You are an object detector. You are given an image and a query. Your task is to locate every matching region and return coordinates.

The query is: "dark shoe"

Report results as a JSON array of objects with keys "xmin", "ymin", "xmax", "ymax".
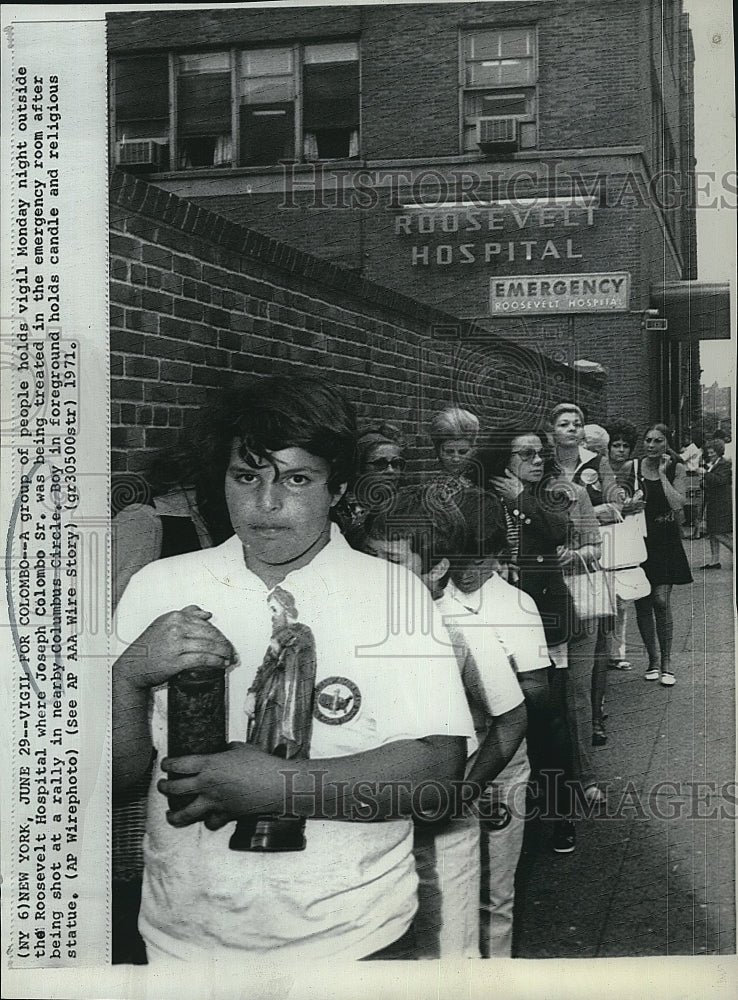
[
  {"xmin": 592, "ymin": 727, "xmax": 608, "ymax": 747},
  {"xmin": 552, "ymin": 820, "xmax": 576, "ymax": 854},
  {"xmin": 701, "ymin": 563, "xmax": 721, "ymax": 570}
]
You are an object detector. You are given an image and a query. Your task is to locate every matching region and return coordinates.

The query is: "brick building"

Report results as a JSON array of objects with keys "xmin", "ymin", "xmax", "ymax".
[
  {"xmin": 107, "ymin": 0, "xmax": 729, "ymax": 446},
  {"xmin": 109, "ymin": 168, "xmax": 606, "ymax": 479}
]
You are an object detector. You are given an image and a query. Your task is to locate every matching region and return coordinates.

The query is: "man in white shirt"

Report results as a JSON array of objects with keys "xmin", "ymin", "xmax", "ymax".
[{"xmin": 112, "ymin": 376, "xmax": 475, "ymax": 964}]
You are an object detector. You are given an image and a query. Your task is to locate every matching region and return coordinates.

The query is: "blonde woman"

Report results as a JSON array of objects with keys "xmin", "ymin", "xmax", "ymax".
[{"xmin": 430, "ymin": 407, "xmax": 480, "ymax": 489}]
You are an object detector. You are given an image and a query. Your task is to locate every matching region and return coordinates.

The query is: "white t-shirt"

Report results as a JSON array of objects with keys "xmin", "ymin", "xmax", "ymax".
[
  {"xmin": 113, "ymin": 527, "xmax": 474, "ymax": 962},
  {"xmin": 435, "ymin": 588, "xmax": 524, "ymax": 739},
  {"xmin": 445, "ymin": 575, "xmax": 551, "ymax": 676}
]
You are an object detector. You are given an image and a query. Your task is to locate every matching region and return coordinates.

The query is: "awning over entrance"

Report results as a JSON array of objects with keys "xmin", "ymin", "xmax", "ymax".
[{"xmin": 650, "ymin": 282, "xmax": 731, "ymax": 341}]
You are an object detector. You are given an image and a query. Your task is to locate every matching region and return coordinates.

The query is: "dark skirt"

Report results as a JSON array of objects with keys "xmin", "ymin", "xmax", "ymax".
[
  {"xmin": 704, "ymin": 493, "xmax": 733, "ymax": 535},
  {"xmin": 642, "ymin": 517, "xmax": 693, "ymax": 586}
]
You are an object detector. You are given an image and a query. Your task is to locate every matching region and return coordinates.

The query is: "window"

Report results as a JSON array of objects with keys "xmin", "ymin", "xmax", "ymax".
[
  {"xmin": 239, "ymin": 48, "xmax": 296, "ymax": 166},
  {"xmin": 461, "ymin": 27, "xmax": 537, "ymax": 153},
  {"xmin": 113, "ymin": 54, "xmax": 170, "ymax": 169},
  {"xmin": 302, "ymin": 43, "xmax": 360, "ymax": 161},
  {"xmin": 177, "ymin": 52, "xmax": 232, "ymax": 168},
  {"xmin": 112, "ymin": 42, "xmax": 360, "ymax": 172}
]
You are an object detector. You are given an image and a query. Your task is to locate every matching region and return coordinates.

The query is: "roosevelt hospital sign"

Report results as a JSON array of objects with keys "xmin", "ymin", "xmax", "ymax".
[{"xmin": 490, "ymin": 272, "xmax": 631, "ymax": 314}]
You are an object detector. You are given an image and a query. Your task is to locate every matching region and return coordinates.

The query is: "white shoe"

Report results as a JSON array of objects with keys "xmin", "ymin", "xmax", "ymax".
[
  {"xmin": 644, "ymin": 668, "xmax": 660, "ymax": 681},
  {"xmin": 660, "ymin": 672, "xmax": 676, "ymax": 687}
]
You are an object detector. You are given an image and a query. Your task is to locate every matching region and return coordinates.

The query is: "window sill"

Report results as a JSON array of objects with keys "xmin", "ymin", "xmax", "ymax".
[{"xmin": 126, "ymin": 158, "xmax": 362, "ymax": 181}]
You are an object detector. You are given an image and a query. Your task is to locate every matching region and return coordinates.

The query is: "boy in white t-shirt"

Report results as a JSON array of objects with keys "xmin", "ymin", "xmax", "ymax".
[
  {"xmin": 443, "ymin": 542, "xmax": 552, "ymax": 957},
  {"xmin": 359, "ymin": 484, "xmax": 529, "ymax": 958},
  {"xmin": 112, "ymin": 377, "xmax": 475, "ymax": 964}
]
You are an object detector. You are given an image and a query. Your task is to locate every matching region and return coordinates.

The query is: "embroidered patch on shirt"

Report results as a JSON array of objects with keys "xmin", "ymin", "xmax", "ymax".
[{"xmin": 313, "ymin": 676, "xmax": 361, "ymax": 726}]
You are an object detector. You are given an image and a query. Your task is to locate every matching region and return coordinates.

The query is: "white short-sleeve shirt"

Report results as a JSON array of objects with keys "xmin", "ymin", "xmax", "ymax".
[
  {"xmin": 113, "ymin": 527, "xmax": 474, "ymax": 962},
  {"xmin": 445, "ymin": 574, "xmax": 551, "ymax": 676},
  {"xmin": 435, "ymin": 588, "xmax": 524, "ymax": 738}
]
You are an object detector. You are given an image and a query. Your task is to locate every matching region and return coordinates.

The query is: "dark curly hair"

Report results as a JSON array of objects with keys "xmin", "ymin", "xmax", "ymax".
[
  {"xmin": 605, "ymin": 419, "xmax": 638, "ymax": 453},
  {"xmin": 193, "ymin": 375, "xmax": 357, "ymax": 541},
  {"xmin": 476, "ymin": 427, "xmax": 551, "ymax": 484}
]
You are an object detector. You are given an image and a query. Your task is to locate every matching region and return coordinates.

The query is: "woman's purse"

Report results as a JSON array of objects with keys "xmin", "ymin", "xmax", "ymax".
[
  {"xmin": 598, "ymin": 508, "xmax": 648, "ymax": 570},
  {"xmin": 564, "ymin": 552, "xmax": 616, "ymax": 623},
  {"xmin": 613, "ymin": 566, "xmax": 651, "ymax": 601}
]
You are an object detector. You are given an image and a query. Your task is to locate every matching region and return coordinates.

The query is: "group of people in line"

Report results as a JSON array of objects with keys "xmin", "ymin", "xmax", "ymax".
[{"xmin": 110, "ymin": 375, "xmax": 733, "ymax": 965}]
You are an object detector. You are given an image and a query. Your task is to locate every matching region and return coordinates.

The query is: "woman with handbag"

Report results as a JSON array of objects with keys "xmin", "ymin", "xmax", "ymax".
[
  {"xmin": 481, "ymin": 429, "xmax": 606, "ymax": 815},
  {"xmin": 631, "ymin": 424, "xmax": 692, "ymax": 686},
  {"xmin": 548, "ymin": 405, "xmax": 616, "ymax": 759}
]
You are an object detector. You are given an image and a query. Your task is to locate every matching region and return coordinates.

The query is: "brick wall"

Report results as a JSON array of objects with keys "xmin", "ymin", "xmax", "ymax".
[{"xmin": 109, "ymin": 170, "xmax": 604, "ymax": 481}]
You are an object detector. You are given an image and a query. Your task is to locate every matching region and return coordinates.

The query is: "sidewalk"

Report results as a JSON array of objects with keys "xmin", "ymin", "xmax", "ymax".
[{"xmin": 512, "ymin": 538, "xmax": 736, "ymax": 958}]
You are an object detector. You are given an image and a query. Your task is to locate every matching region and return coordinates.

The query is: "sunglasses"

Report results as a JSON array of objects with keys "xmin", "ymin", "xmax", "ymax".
[
  {"xmin": 365, "ymin": 457, "xmax": 406, "ymax": 472},
  {"xmin": 511, "ymin": 448, "xmax": 545, "ymax": 462}
]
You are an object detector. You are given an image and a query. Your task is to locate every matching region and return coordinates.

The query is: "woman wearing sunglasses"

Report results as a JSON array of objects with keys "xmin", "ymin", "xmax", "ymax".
[
  {"xmin": 479, "ymin": 430, "xmax": 592, "ymax": 849},
  {"xmin": 357, "ymin": 424, "xmax": 407, "ymax": 484},
  {"xmin": 337, "ymin": 423, "xmax": 408, "ymax": 536}
]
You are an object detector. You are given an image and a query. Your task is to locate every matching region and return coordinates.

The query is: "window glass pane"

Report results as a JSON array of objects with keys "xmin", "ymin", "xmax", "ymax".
[
  {"xmin": 467, "ymin": 61, "xmax": 502, "ymax": 87},
  {"xmin": 498, "ymin": 58, "xmax": 534, "ymax": 86},
  {"xmin": 304, "ymin": 42, "xmax": 358, "ymax": 63},
  {"xmin": 463, "ymin": 92, "xmax": 490, "ymax": 119},
  {"xmin": 303, "ymin": 61, "xmax": 359, "ymax": 128},
  {"xmin": 304, "ymin": 128, "xmax": 358, "ymax": 160},
  {"xmin": 500, "ymin": 29, "xmax": 533, "ymax": 58},
  {"xmin": 478, "ymin": 93, "xmax": 529, "ymax": 116},
  {"xmin": 464, "ymin": 31, "xmax": 501, "ymax": 61},
  {"xmin": 464, "ymin": 28, "xmax": 533, "ymax": 60},
  {"xmin": 242, "ymin": 48, "xmax": 293, "ymax": 77},
  {"xmin": 468, "ymin": 57, "xmax": 533, "ymax": 87},
  {"xmin": 519, "ymin": 121, "xmax": 537, "ymax": 149},
  {"xmin": 239, "ymin": 103, "xmax": 295, "ymax": 165},
  {"xmin": 241, "ymin": 75, "xmax": 294, "ymax": 104},
  {"xmin": 116, "ymin": 119, "xmax": 169, "ymax": 141},
  {"xmin": 116, "ymin": 56, "xmax": 169, "ymax": 120},
  {"xmin": 463, "ymin": 90, "xmax": 531, "ymax": 120},
  {"xmin": 178, "ymin": 136, "xmax": 232, "ymax": 169},
  {"xmin": 178, "ymin": 73, "xmax": 231, "ymax": 134},
  {"xmin": 178, "ymin": 52, "xmax": 229, "ymax": 74}
]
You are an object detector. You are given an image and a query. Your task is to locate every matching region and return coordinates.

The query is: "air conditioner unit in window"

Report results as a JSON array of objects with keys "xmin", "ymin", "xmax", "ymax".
[
  {"xmin": 477, "ymin": 117, "xmax": 519, "ymax": 153},
  {"xmin": 116, "ymin": 139, "xmax": 167, "ymax": 171}
]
